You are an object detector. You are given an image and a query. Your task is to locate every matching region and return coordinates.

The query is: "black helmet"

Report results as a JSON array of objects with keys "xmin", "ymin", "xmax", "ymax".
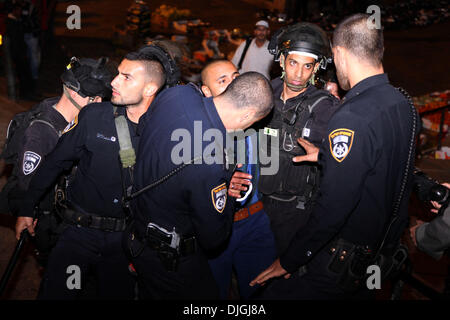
[
  {"xmin": 268, "ymin": 22, "xmax": 332, "ymax": 70},
  {"xmin": 135, "ymin": 42, "xmax": 181, "ymax": 88},
  {"xmin": 61, "ymin": 57, "xmax": 114, "ymax": 98}
]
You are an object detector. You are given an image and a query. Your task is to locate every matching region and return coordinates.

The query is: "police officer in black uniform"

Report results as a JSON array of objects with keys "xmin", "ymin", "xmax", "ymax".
[
  {"xmin": 126, "ymin": 72, "xmax": 274, "ymax": 299},
  {"xmin": 251, "ymin": 13, "xmax": 419, "ymax": 299},
  {"xmin": 10, "ymin": 57, "xmax": 112, "ymax": 261},
  {"xmin": 258, "ymin": 23, "xmax": 340, "ymax": 256},
  {"xmin": 15, "ymin": 45, "xmax": 179, "ymax": 299}
]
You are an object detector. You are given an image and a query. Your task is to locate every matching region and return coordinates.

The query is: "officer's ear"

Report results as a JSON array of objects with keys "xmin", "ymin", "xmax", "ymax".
[
  {"xmin": 313, "ymin": 61, "xmax": 320, "ymax": 73},
  {"xmin": 201, "ymin": 85, "xmax": 212, "ymax": 98},
  {"xmin": 279, "ymin": 55, "xmax": 285, "ymax": 69},
  {"xmin": 333, "ymin": 46, "xmax": 347, "ymax": 66},
  {"xmin": 69, "ymin": 88, "xmax": 78, "ymax": 99},
  {"xmin": 143, "ymin": 82, "xmax": 158, "ymax": 98}
]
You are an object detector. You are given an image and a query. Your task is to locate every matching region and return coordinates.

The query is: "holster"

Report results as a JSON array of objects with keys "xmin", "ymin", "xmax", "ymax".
[
  {"xmin": 326, "ymin": 238, "xmax": 408, "ymax": 293},
  {"xmin": 128, "ymin": 222, "xmax": 196, "ymax": 273},
  {"xmin": 157, "ymin": 246, "xmax": 179, "ymax": 272},
  {"xmin": 326, "ymin": 238, "xmax": 369, "ymax": 293}
]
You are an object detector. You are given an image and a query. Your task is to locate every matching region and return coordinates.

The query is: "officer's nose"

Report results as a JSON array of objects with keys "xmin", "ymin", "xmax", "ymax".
[
  {"xmin": 111, "ymin": 75, "xmax": 120, "ymax": 89},
  {"xmin": 295, "ymin": 66, "xmax": 303, "ymax": 79}
]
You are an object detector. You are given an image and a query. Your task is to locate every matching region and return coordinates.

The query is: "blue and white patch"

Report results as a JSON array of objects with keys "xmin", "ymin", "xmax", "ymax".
[
  {"xmin": 211, "ymin": 183, "xmax": 227, "ymax": 213},
  {"xmin": 23, "ymin": 151, "xmax": 41, "ymax": 175},
  {"xmin": 328, "ymin": 128, "xmax": 354, "ymax": 162}
]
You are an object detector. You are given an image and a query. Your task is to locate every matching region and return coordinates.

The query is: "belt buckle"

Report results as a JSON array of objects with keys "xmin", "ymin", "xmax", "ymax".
[
  {"xmin": 76, "ymin": 213, "xmax": 92, "ymax": 228},
  {"xmin": 234, "ymin": 207, "xmax": 250, "ymax": 222},
  {"xmin": 102, "ymin": 217, "xmax": 117, "ymax": 232}
]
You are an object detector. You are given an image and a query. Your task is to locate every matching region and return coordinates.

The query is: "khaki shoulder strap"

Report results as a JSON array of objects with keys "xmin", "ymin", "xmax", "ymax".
[{"xmin": 113, "ymin": 106, "xmax": 136, "ymax": 168}]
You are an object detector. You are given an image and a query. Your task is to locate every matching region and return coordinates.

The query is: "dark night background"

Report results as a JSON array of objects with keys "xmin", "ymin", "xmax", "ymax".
[{"xmin": 0, "ymin": 0, "xmax": 449, "ymax": 300}]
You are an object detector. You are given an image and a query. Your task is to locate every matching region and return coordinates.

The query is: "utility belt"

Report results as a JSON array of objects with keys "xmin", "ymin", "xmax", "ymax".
[
  {"xmin": 131, "ymin": 222, "xmax": 197, "ymax": 272},
  {"xmin": 58, "ymin": 202, "xmax": 128, "ymax": 232},
  {"xmin": 326, "ymin": 238, "xmax": 408, "ymax": 293},
  {"xmin": 234, "ymin": 200, "xmax": 263, "ymax": 222},
  {"xmin": 267, "ymin": 194, "xmax": 310, "ymax": 210}
]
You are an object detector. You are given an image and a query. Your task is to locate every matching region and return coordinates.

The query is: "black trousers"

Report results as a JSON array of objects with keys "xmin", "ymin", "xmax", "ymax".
[
  {"xmin": 255, "ymin": 248, "xmax": 376, "ymax": 300},
  {"xmin": 262, "ymin": 196, "xmax": 312, "ymax": 256},
  {"xmin": 125, "ymin": 230, "xmax": 220, "ymax": 300},
  {"xmin": 38, "ymin": 225, "xmax": 135, "ymax": 300}
]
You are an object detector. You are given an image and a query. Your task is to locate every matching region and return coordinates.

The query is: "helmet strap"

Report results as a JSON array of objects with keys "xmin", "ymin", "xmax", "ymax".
[{"xmin": 63, "ymin": 86, "xmax": 83, "ymax": 111}]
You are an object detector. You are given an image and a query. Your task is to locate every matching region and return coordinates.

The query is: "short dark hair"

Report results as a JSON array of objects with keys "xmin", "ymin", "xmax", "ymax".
[
  {"xmin": 332, "ymin": 13, "xmax": 384, "ymax": 66},
  {"xmin": 221, "ymin": 72, "xmax": 273, "ymax": 118},
  {"xmin": 124, "ymin": 51, "xmax": 166, "ymax": 90},
  {"xmin": 200, "ymin": 59, "xmax": 234, "ymax": 85}
]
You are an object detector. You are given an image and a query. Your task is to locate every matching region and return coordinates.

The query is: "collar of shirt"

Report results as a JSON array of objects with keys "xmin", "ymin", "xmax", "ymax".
[
  {"xmin": 52, "ymin": 108, "xmax": 69, "ymax": 131},
  {"xmin": 251, "ymin": 38, "xmax": 269, "ymax": 49},
  {"xmin": 202, "ymin": 97, "xmax": 227, "ymax": 136},
  {"xmin": 342, "ymin": 73, "xmax": 389, "ymax": 103},
  {"xmin": 279, "ymin": 84, "xmax": 315, "ymax": 103},
  {"xmin": 275, "ymin": 83, "xmax": 315, "ymax": 112},
  {"xmin": 44, "ymin": 97, "xmax": 68, "ymax": 131},
  {"xmin": 136, "ymin": 106, "xmax": 150, "ymax": 136},
  {"xmin": 203, "ymin": 96, "xmax": 237, "ymax": 170}
]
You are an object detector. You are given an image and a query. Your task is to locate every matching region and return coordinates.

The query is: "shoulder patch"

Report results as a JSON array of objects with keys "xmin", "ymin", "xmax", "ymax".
[
  {"xmin": 211, "ymin": 183, "xmax": 227, "ymax": 213},
  {"xmin": 329, "ymin": 128, "xmax": 354, "ymax": 163},
  {"xmin": 23, "ymin": 151, "xmax": 42, "ymax": 175},
  {"xmin": 62, "ymin": 115, "xmax": 78, "ymax": 135}
]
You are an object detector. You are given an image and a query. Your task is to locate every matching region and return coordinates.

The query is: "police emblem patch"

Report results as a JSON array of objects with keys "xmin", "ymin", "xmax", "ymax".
[
  {"xmin": 211, "ymin": 183, "xmax": 227, "ymax": 213},
  {"xmin": 23, "ymin": 151, "xmax": 41, "ymax": 175},
  {"xmin": 62, "ymin": 115, "xmax": 78, "ymax": 135},
  {"xmin": 329, "ymin": 128, "xmax": 354, "ymax": 162}
]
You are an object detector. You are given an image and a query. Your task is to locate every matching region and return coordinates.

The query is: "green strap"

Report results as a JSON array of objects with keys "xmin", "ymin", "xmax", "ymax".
[
  {"xmin": 63, "ymin": 86, "xmax": 83, "ymax": 111},
  {"xmin": 113, "ymin": 107, "xmax": 136, "ymax": 168}
]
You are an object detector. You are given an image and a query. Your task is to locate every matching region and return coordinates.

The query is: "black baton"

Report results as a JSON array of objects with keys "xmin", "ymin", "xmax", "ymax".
[{"xmin": 0, "ymin": 229, "xmax": 29, "ymax": 297}]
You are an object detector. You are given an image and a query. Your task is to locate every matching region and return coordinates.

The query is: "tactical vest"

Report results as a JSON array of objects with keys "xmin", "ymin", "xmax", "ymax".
[{"xmin": 259, "ymin": 87, "xmax": 333, "ymax": 203}]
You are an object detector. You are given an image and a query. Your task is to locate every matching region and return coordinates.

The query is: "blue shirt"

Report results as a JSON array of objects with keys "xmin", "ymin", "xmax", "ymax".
[{"xmin": 235, "ymin": 134, "xmax": 261, "ymax": 209}]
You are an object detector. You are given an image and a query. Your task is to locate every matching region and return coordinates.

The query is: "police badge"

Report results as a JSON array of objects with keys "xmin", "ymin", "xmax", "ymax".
[
  {"xmin": 211, "ymin": 183, "xmax": 227, "ymax": 213},
  {"xmin": 23, "ymin": 151, "xmax": 42, "ymax": 175},
  {"xmin": 329, "ymin": 128, "xmax": 354, "ymax": 162}
]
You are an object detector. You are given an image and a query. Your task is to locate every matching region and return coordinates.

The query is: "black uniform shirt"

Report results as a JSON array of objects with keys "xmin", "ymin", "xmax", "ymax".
[
  {"xmin": 132, "ymin": 85, "xmax": 235, "ymax": 252},
  {"xmin": 17, "ymin": 97, "xmax": 67, "ymax": 190},
  {"xmin": 9, "ymin": 97, "xmax": 67, "ymax": 214},
  {"xmin": 257, "ymin": 78, "xmax": 340, "ymax": 197},
  {"xmin": 280, "ymin": 74, "xmax": 418, "ymax": 272},
  {"xmin": 18, "ymin": 102, "xmax": 139, "ymax": 218},
  {"xmin": 270, "ymin": 77, "xmax": 339, "ymax": 146}
]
